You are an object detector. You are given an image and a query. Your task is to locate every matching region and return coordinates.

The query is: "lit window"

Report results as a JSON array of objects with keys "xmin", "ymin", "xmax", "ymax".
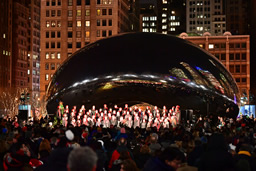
[
  {"xmin": 45, "ymin": 74, "xmax": 49, "ymax": 81},
  {"xmin": 171, "ymin": 11, "xmax": 175, "ymax": 14},
  {"xmin": 27, "ymin": 70, "xmax": 30, "ymax": 75},
  {"xmin": 45, "ymin": 53, "xmax": 49, "ymax": 59},
  {"xmin": 170, "ymin": 16, "xmax": 175, "ymax": 20},
  {"xmin": 150, "ymin": 28, "xmax": 156, "ymax": 32},
  {"xmin": 2, "ymin": 50, "xmax": 5, "ymax": 55},
  {"xmin": 162, "ymin": 13, "xmax": 167, "ymax": 17},
  {"xmin": 77, "ymin": 21, "xmax": 81, "ymax": 27},
  {"xmin": 57, "ymin": 21, "xmax": 61, "ymax": 27},
  {"xmin": 51, "ymin": 53, "xmax": 55, "ymax": 59},
  {"xmin": 209, "ymin": 44, "xmax": 214, "ymax": 49},
  {"xmin": 77, "ymin": 10, "xmax": 81, "ymax": 16},
  {"xmin": 46, "ymin": 21, "xmax": 50, "ymax": 27},
  {"xmin": 85, "ymin": 10, "xmax": 90, "ymax": 16},
  {"xmin": 3, "ymin": 34, "xmax": 6, "ymax": 39},
  {"xmin": 162, "ymin": 0, "xmax": 167, "ymax": 4},
  {"xmin": 196, "ymin": 27, "xmax": 203, "ymax": 31},
  {"xmin": 51, "ymin": 21, "xmax": 56, "ymax": 27},
  {"xmin": 163, "ymin": 8, "xmax": 167, "ymax": 11},
  {"xmin": 162, "ymin": 19, "xmax": 167, "ymax": 23},
  {"xmin": 150, "ymin": 22, "xmax": 155, "ymax": 26},
  {"xmin": 97, "ymin": 9, "xmax": 101, "ymax": 16},
  {"xmin": 162, "ymin": 31, "xmax": 167, "ymax": 34},
  {"xmin": 162, "ymin": 25, "xmax": 167, "ymax": 29},
  {"xmin": 57, "ymin": 53, "xmax": 61, "ymax": 59},
  {"xmin": 170, "ymin": 27, "xmax": 175, "ymax": 31},
  {"xmin": 142, "ymin": 17, "xmax": 149, "ymax": 21},
  {"xmin": 142, "ymin": 28, "xmax": 149, "ymax": 32},
  {"xmin": 85, "ymin": 31, "xmax": 90, "ymax": 38},
  {"xmin": 150, "ymin": 16, "xmax": 156, "ymax": 20},
  {"xmin": 85, "ymin": 21, "xmax": 90, "ymax": 27}
]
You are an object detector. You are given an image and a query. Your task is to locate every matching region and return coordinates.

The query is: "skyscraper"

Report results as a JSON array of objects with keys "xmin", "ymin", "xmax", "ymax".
[
  {"xmin": 186, "ymin": 0, "xmax": 226, "ymax": 35},
  {"xmin": 40, "ymin": 0, "xmax": 130, "ymax": 99},
  {"xmin": 0, "ymin": 0, "xmax": 41, "ymax": 113},
  {"xmin": 157, "ymin": 0, "xmax": 186, "ymax": 35},
  {"xmin": 12, "ymin": 0, "xmax": 30, "ymax": 89},
  {"xmin": 0, "ymin": 0, "xmax": 12, "ymax": 89},
  {"xmin": 225, "ymin": 0, "xmax": 251, "ymax": 35},
  {"xmin": 27, "ymin": 0, "xmax": 41, "ymax": 99},
  {"xmin": 140, "ymin": 3, "xmax": 157, "ymax": 33}
]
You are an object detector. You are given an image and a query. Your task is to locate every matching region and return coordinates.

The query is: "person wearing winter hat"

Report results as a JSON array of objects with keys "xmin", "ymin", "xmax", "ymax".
[
  {"xmin": 234, "ymin": 144, "xmax": 256, "ymax": 171},
  {"xmin": 108, "ymin": 138, "xmax": 134, "ymax": 169},
  {"xmin": 65, "ymin": 130, "xmax": 74, "ymax": 141}
]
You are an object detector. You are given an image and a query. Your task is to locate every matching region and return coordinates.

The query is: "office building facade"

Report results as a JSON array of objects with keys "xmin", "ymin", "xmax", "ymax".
[
  {"xmin": 40, "ymin": 0, "xmax": 130, "ymax": 98},
  {"xmin": 186, "ymin": 0, "xmax": 226, "ymax": 35}
]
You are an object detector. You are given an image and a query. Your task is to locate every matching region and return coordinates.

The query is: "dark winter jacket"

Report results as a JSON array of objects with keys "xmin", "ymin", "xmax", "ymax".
[{"xmin": 143, "ymin": 157, "xmax": 175, "ymax": 171}]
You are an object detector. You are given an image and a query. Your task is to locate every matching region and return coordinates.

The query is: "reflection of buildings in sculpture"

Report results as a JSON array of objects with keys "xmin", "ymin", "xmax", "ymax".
[
  {"xmin": 180, "ymin": 32, "xmax": 250, "ymax": 99},
  {"xmin": 46, "ymin": 33, "xmax": 240, "ymax": 117}
]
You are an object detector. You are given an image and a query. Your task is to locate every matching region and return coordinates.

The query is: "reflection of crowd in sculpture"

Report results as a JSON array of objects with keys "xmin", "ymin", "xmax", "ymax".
[{"xmin": 57, "ymin": 104, "xmax": 181, "ymax": 129}]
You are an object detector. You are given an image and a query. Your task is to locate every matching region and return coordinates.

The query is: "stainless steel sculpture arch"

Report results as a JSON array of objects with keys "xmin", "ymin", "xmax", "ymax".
[{"xmin": 46, "ymin": 33, "xmax": 239, "ymax": 117}]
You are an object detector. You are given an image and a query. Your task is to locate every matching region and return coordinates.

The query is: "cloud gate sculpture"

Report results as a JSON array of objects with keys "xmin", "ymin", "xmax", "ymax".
[{"xmin": 46, "ymin": 33, "xmax": 239, "ymax": 117}]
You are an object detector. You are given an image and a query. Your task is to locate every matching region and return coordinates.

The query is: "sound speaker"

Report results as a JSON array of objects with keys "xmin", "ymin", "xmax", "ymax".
[{"xmin": 18, "ymin": 110, "xmax": 28, "ymax": 120}]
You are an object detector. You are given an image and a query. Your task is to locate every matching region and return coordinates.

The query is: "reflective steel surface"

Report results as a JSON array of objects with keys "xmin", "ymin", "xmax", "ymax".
[{"xmin": 46, "ymin": 33, "xmax": 239, "ymax": 117}]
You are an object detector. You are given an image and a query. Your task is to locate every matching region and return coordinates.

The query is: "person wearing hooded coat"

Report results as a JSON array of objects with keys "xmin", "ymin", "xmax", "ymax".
[
  {"xmin": 198, "ymin": 133, "xmax": 235, "ymax": 171},
  {"xmin": 143, "ymin": 147, "xmax": 184, "ymax": 171}
]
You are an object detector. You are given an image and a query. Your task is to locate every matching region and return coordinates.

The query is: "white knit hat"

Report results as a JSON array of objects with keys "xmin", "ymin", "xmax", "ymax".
[{"xmin": 65, "ymin": 130, "xmax": 74, "ymax": 141}]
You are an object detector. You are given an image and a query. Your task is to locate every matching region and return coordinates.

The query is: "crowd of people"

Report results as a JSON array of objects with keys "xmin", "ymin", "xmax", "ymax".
[{"xmin": 0, "ymin": 104, "xmax": 256, "ymax": 171}]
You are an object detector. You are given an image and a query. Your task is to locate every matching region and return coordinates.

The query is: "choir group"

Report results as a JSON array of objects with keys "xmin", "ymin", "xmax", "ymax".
[{"xmin": 57, "ymin": 104, "xmax": 181, "ymax": 129}]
